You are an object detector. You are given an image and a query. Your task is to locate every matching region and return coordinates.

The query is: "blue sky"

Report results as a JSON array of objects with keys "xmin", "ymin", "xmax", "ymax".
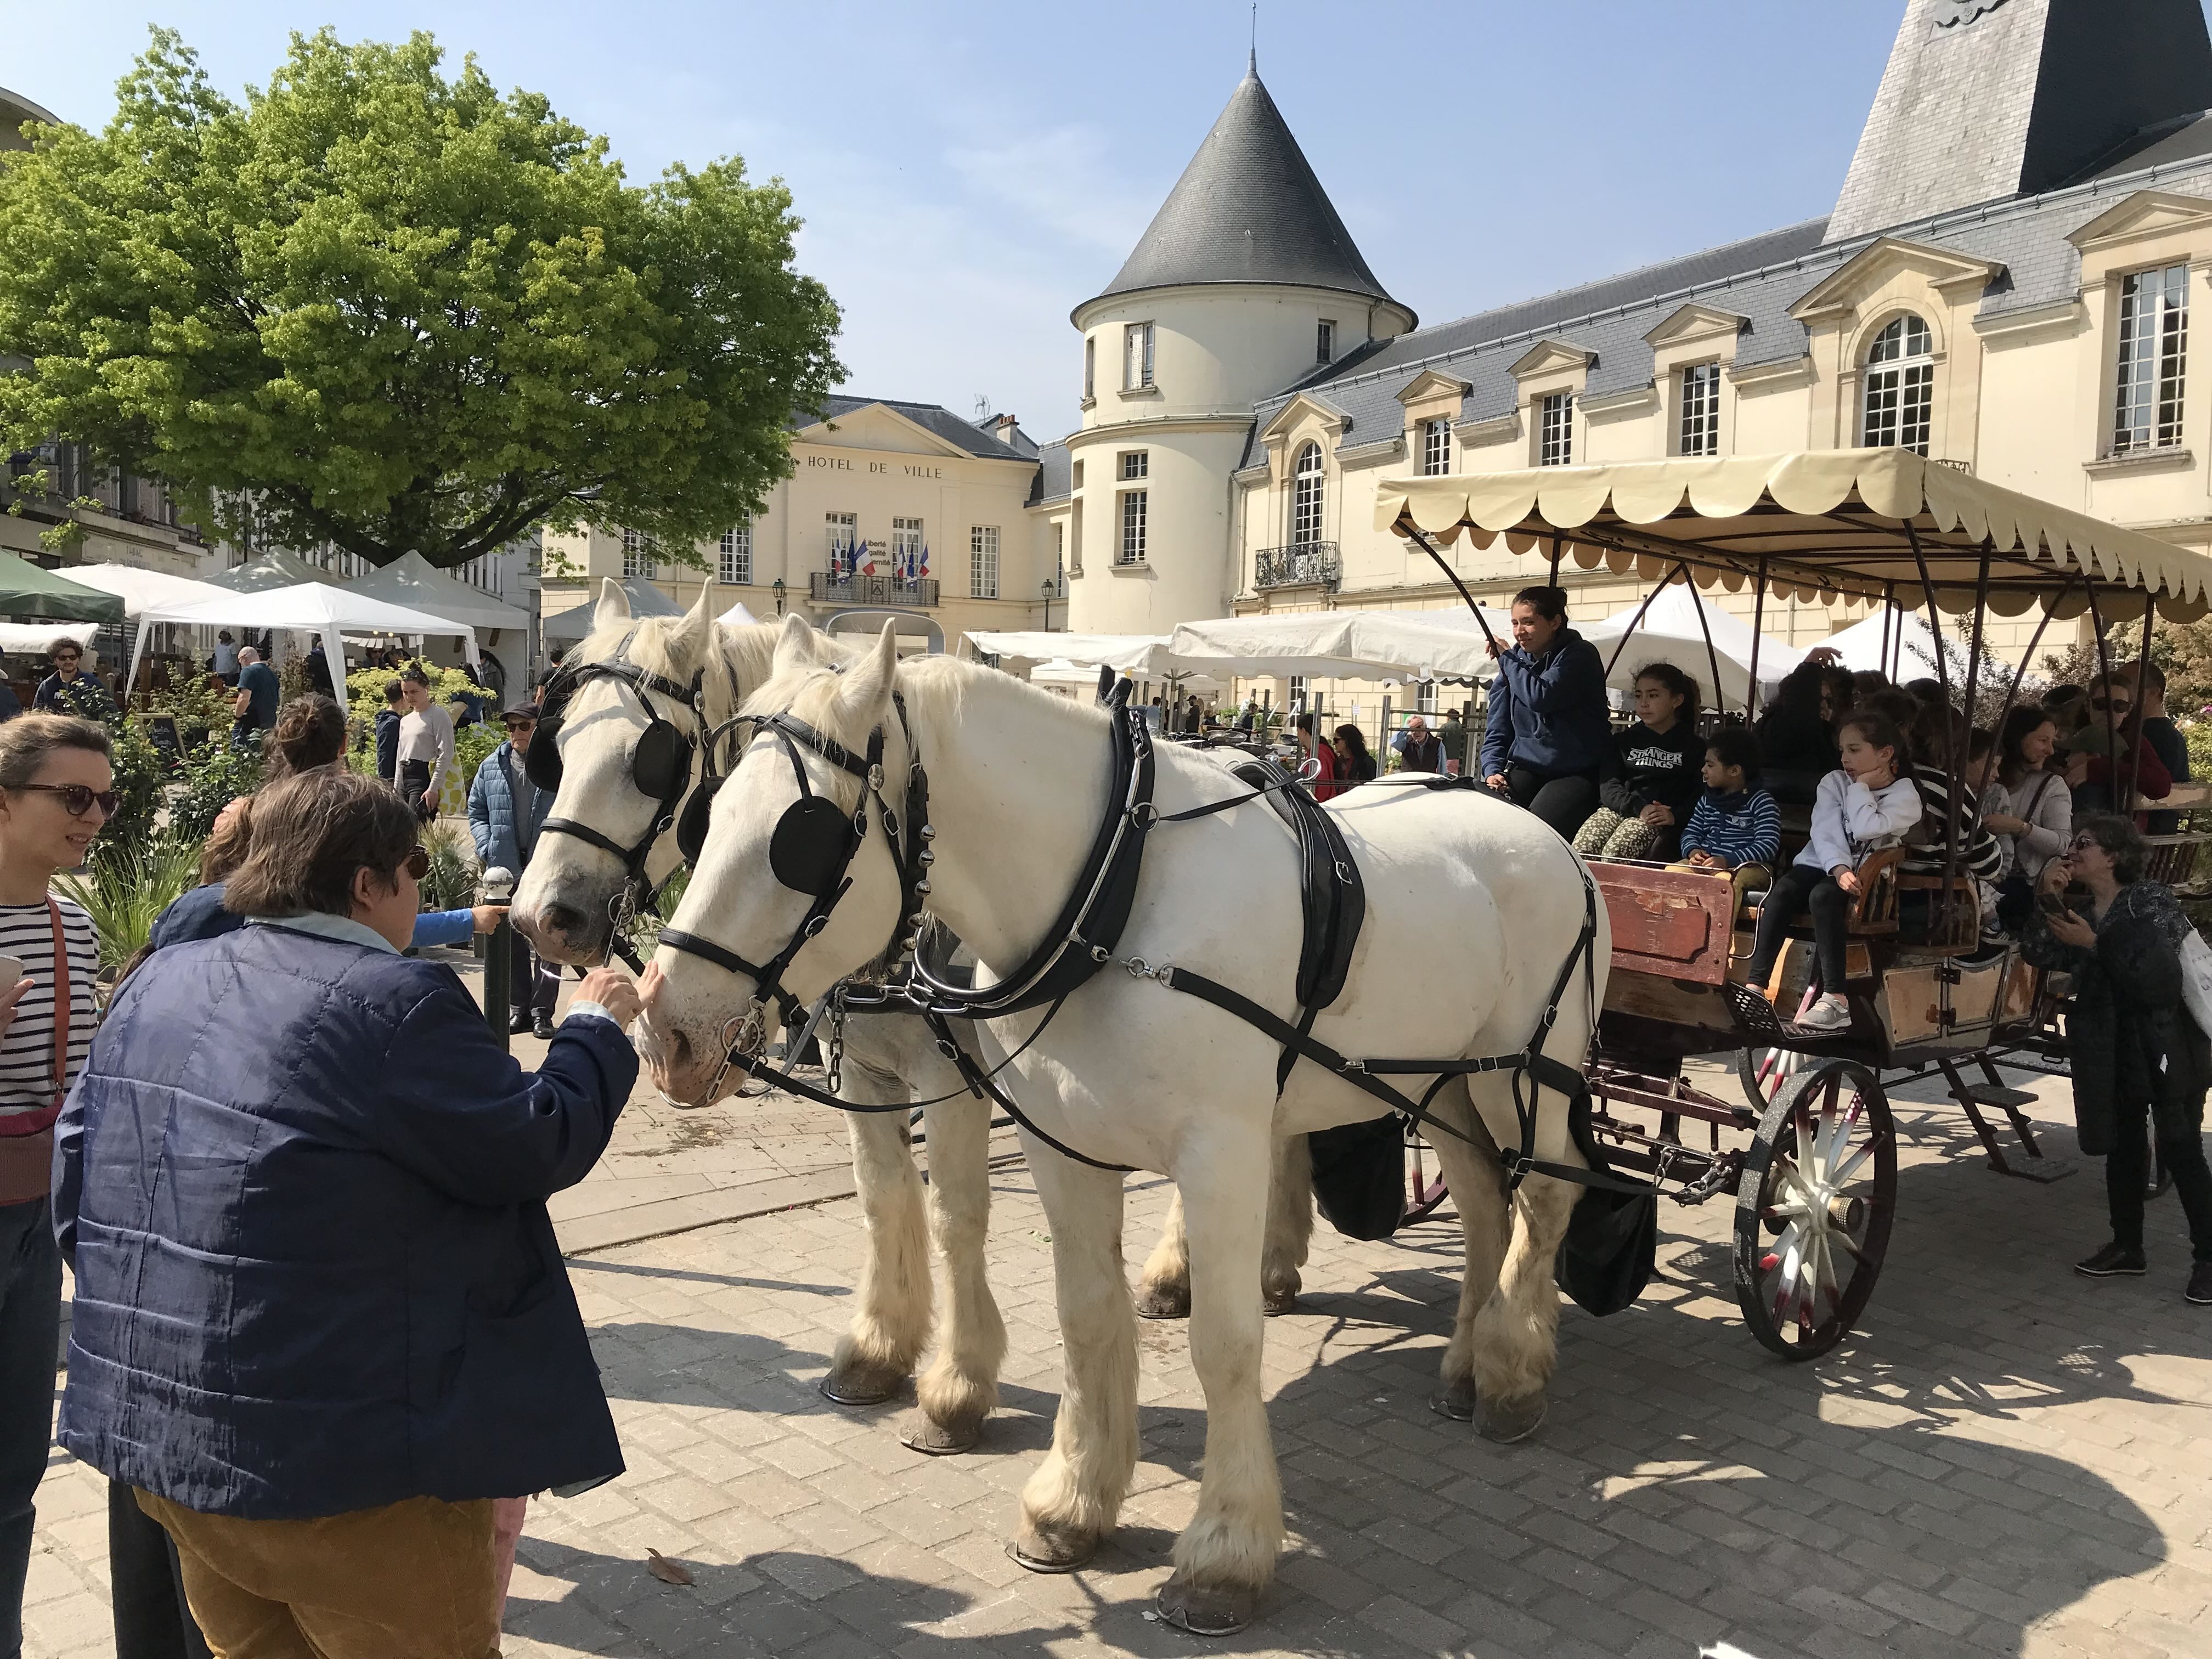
[{"xmin": 19, "ymin": 2, "xmax": 1933, "ymax": 441}]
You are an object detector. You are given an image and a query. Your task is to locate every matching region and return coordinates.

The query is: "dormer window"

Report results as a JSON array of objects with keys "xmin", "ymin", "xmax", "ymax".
[
  {"xmin": 1861, "ymin": 315, "xmax": 1933, "ymax": 455},
  {"xmin": 1679, "ymin": 363, "xmax": 1721, "ymax": 457},
  {"xmin": 1538, "ymin": 393, "xmax": 1575, "ymax": 467},
  {"xmin": 1291, "ymin": 441, "xmax": 1325, "ymax": 545},
  {"xmin": 2114, "ymin": 263, "xmax": 2188, "ymax": 455},
  {"xmin": 1420, "ymin": 418, "xmax": 1452, "ymax": 476}
]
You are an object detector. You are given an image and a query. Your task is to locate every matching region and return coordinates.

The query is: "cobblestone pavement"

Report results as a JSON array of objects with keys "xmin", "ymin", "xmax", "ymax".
[{"xmin": 22, "ymin": 1062, "xmax": 2212, "ymax": 1659}]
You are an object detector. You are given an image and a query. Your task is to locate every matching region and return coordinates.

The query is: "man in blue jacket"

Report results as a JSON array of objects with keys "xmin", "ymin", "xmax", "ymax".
[
  {"xmin": 1479, "ymin": 585, "xmax": 1614, "ymax": 840},
  {"xmin": 469, "ymin": 704, "xmax": 560, "ymax": 1037},
  {"xmin": 53, "ymin": 767, "xmax": 640, "ymax": 1657}
]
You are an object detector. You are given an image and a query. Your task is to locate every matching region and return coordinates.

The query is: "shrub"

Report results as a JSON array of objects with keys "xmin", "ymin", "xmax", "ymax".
[
  {"xmin": 169, "ymin": 744, "xmax": 263, "ymax": 845},
  {"xmin": 417, "ymin": 820, "xmax": 477, "ymax": 913},
  {"xmin": 56, "ymin": 833, "xmax": 204, "ymax": 973}
]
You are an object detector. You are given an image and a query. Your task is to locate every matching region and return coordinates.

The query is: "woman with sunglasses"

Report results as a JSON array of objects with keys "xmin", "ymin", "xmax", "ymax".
[
  {"xmin": 2025, "ymin": 815, "xmax": 2212, "ymax": 1304},
  {"xmin": 0, "ymin": 715, "xmax": 109, "ymax": 1659},
  {"xmin": 52, "ymin": 766, "xmax": 644, "ymax": 1655},
  {"xmin": 2062, "ymin": 672, "xmax": 2173, "ymax": 819}
]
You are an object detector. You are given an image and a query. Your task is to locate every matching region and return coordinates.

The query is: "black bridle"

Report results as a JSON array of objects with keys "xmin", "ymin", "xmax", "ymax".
[{"xmin": 531, "ymin": 628, "xmax": 728, "ymax": 964}]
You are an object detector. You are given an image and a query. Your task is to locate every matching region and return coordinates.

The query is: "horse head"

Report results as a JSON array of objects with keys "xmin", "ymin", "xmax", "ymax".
[
  {"xmin": 639, "ymin": 616, "xmax": 911, "ymax": 1105},
  {"xmin": 510, "ymin": 577, "xmax": 725, "ymax": 965}
]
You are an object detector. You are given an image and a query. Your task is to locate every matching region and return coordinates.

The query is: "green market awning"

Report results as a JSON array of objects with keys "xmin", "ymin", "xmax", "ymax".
[{"xmin": 0, "ymin": 552, "xmax": 125, "ymax": 625}]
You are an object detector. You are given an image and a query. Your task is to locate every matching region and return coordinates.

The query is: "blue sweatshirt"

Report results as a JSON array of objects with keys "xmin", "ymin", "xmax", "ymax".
[
  {"xmin": 1680, "ymin": 787, "xmax": 1780, "ymax": 870},
  {"xmin": 1478, "ymin": 627, "xmax": 1612, "ymax": 780},
  {"xmin": 150, "ymin": 883, "xmax": 476, "ymax": 955}
]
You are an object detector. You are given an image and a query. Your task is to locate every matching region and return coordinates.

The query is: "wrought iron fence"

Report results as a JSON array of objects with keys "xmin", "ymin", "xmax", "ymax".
[
  {"xmin": 810, "ymin": 571, "xmax": 940, "ymax": 607},
  {"xmin": 1254, "ymin": 542, "xmax": 1341, "ymax": 590}
]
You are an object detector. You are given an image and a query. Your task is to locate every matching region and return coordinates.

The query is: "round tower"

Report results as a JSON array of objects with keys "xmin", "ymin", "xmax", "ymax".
[{"xmin": 1065, "ymin": 61, "xmax": 1414, "ymax": 635}]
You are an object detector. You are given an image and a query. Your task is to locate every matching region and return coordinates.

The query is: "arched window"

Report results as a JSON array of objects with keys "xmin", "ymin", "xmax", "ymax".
[
  {"xmin": 1861, "ymin": 315, "xmax": 1933, "ymax": 456},
  {"xmin": 1291, "ymin": 442, "xmax": 1325, "ymax": 546}
]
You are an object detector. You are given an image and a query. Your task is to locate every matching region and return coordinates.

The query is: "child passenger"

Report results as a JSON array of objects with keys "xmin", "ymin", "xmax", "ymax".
[
  {"xmin": 1572, "ymin": 664, "xmax": 1703, "ymax": 861},
  {"xmin": 1741, "ymin": 710, "xmax": 1923, "ymax": 1032},
  {"xmin": 1671, "ymin": 727, "xmax": 1780, "ymax": 913}
]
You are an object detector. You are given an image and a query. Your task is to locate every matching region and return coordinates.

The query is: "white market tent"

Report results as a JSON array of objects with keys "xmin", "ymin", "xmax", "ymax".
[
  {"xmin": 1583, "ymin": 580, "xmax": 1808, "ymax": 710},
  {"xmin": 128, "ymin": 582, "xmax": 479, "ymax": 698},
  {"xmin": 543, "ymin": 578, "xmax": 681, "ymax": 645},
  {"xmin": 205, "ymin": 549, "xmax": 327, "ymax": 593},
  {"xmin": 964, "ymin": 630, "xmax": 1182, "ymax": 678},
  {"xmin": 0, "ymin": 621, "xmax": 98, "ymax": 657},
  {"xmin": 1814, "ymin": 606, "xmax": 1955, "ymax": 680},
  {"xmin": 720, "ymin": 600, "xmax": 760, "ymax": 627},
  {"xmin": 65, "ymin": 563, "xmax": 237, "ymax": 617},
  {"xmin": 1167, "ymin": 610, "xmax": 1510, "ymax": 684},
  {"xmin": 348, "ymin": 551, "xmax": 529, "ymax": 635}
]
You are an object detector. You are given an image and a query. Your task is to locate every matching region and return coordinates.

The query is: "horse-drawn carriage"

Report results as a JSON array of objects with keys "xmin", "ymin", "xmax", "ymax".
[{"xmin": 1376, "ymin": 447, "xmax": 2212, "ymax": 1358}]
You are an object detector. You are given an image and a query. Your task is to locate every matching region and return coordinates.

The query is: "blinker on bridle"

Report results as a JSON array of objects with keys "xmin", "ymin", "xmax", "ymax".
[{"xmin": 531, "ymin": 627, "xmax": 729, "ymax": 961}]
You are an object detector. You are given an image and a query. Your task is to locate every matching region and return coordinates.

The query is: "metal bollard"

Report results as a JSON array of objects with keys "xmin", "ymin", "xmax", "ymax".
[{"xmin": 481, "ymin": 865, "xmax": 516, "ymax": 1053}]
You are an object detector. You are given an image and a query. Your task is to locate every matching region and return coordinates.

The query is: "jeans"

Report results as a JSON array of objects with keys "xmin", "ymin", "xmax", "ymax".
[
  {"xmin": 1746, "ymin": 863, "xmax": 1851, "ymax": 994},
  {"xmin": 110, "ymin": 1482, "xmax": 210, "ymax": 1659},
  {"xmin": 1504, "ymin": 763, "xmax": 1601, "ymax": 842},
  {"xmin": 2106, "ymin": 1096, "xmax": 2212, "ymax": 1262},
  {"xmin": 399, "ymin": 760, "xmax": 435, "ymax": 821},
  {"xmin": 0, "ymin": 1198, "xmax": 61, "ymax": 1659},
  {"xmin": 508, "ymin": 930, "xmax": 557, "ymax": 1020}
]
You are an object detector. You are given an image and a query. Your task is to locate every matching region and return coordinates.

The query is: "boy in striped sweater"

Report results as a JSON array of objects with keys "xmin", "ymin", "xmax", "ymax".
[{"xmin": 1673, "ymin": 727, "xmax": 1780, "ymax": 913}]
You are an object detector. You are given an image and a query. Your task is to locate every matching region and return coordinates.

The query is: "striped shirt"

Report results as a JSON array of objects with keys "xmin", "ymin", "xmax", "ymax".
[
  {"xmin": 0, "ymin": 896, "xmax": 98, "ymax": 1136},
  {"xmin": 1679, "ymin": 788, "xmax": 1780, "ymax": 870}
]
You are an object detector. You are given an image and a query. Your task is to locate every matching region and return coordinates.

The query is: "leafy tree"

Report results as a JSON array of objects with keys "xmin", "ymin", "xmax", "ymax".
[{"xmin": 0, "ymin": 29, "xmax": 843, "ymax": 570}]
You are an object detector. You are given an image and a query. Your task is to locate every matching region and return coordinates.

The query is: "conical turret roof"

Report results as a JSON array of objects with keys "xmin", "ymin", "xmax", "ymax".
[{"xmin": 1086, "ymin": 63, "xmax": 1402, "ymax": 313}]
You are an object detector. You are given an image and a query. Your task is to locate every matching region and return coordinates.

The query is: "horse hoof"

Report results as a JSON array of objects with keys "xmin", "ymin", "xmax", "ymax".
[
  {"xmin": 1134, "ymin": 1283, "xmax": 1191, "ymax": 1321},
  {"xmin": 1261, "ymin": 1279, "xmax": 1300, "ymax": 1316},
  {"xmin": 901, "ymin": 1413, "xmax": 982, "ymax": 1457},
  {"xmin": 819, "ymin": 1362, "xmax": 904, "ymax": 1408},
  {"xmin": 1429, "ymin": 1378, "xmax": 1478, "ymax": 1422},
  {"xmin": 1478, "ymin": 1392, "xmax": 1547, "ymax": 1444},
  {"xmin": 1008, "ymin": 1521, "xmax": 1096, "ymax": 1575},
  {"xmin": 1155, "ymin": 1577, "xmax": 1256, "ymax": 1637}
]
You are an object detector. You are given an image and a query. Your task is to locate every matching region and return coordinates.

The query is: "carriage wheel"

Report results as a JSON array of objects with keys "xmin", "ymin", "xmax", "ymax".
[
  {"xmin": 1404, "ymin": 1132, "xmax": 1451, "ymax": 1223},
  {"xmin": 1737, "ymin": 1046, "xmax": 1793, "ymax": 1110},
  {"xmin": 1732, "ymin": 1058, "xmax": 1896, "ymax": 1361}
]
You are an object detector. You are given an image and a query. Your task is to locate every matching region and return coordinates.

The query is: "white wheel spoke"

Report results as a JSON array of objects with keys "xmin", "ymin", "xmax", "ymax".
[{"xmin": 1830, "ymin": 1137, "xmax": 1880, "ymax": 1189}]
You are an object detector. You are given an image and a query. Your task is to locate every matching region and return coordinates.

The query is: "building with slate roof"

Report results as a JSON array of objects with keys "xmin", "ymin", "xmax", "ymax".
[{"xmin": 1045, "ymin": 0, "xmax": 2212, "ymax": 686}]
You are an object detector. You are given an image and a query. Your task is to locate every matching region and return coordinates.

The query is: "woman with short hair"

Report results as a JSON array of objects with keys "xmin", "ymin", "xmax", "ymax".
[
  {"xmin": 0, "ymin": 715, "xmax": 107, "ymax": 1659},
  {"xmin": 2025, "ymin": 814, "xmax": 2212, "ymax": 1303},
  {"xmin": 53, "ymin": 767, "xmax": 644, "ymax": 1655}
]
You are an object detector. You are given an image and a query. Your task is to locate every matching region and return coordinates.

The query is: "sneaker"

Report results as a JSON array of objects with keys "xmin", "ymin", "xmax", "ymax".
[
  {"xmin": 1792, "ymin": 997, "xmax": 1853, "ymax": 1034},
  {"xmin": 2188, "ymin": 1262, "xmax": 2212, "ymax": 1305},
  {"xmin": 2075, "ymin": 1243, "xmax": 2147, "ymax": 1278},
  {"xmin": 533, "ymin": 1013, "xmax": 557, "ymax": 1041}
]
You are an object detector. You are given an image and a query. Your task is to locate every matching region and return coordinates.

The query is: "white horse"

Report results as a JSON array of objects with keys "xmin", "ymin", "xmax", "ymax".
[
  {"xmin": 509, "ymin": 583, "xmax": 1304, "ymax": 1453},
  {"xmin": 637, "ymin": 618, "xmax": 1610, "ymax": 1634}
]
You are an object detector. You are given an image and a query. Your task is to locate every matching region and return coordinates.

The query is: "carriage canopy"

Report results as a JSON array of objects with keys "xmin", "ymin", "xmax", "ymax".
[{"xmin": 1376, "ymin": 449, "xmax": 2212, "ymax": 622}]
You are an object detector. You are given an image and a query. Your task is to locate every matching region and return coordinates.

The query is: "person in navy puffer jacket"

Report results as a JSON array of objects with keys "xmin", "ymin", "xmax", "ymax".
[
  {"xmin": 1478, "ymin": 585, "xmax": 1613, "ymax": 840},
  {"xmin": 51, "ymin": 767, "xmax": 641, "ymax": 1657}
]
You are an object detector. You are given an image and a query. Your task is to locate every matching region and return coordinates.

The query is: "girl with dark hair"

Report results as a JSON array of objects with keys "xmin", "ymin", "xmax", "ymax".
[
  {"xmin": 1331, "ymin": 725, "xmax": 1376, "ymax": 785},
  {"xmin": 1477, "ymin": 585, "xmax": 1612, "ymax": 839},
  {"xmin": 2025, "ymin": 815, "xmax": 2212, "ymax": 1303},
  {"xmin": 1981, "ymin": 704, "xmax": 2071, "ymax": 930},
  {"xmin": 1573, "ymin": 663, "xmax": 1702, "ymax": 861},
  {"xmin": 1741, "ymin": 710, "xmax": 1923, "ymax": 1033},
  {"xmin": 1753, "ymin": 658, "xmax": 1840, "ymax": 806},
  {"xmin": 1291, "ymin": 711, "xmax": 1341, "ymax": 801}
]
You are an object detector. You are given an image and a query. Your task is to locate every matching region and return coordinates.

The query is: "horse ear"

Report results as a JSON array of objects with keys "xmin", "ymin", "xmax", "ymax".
[
  {"xmin": 838, "ymin": 622, "xmax": 899, "ymax": 726},
  {"xmin": 595, "ymin": 577, "xmax": 633, "ymax": 632},
  {"xmin": 772, "ymin": 610, "xmax": 815, "ymax": 674},
  {"xmin": 674, "ymin": 579, "xmax": 715, "ymax": 660}
]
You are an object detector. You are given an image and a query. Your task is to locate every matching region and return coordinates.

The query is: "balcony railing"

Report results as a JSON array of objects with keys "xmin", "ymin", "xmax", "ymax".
[
  {"xmin": 811, "ymin": 571, "xmax": 940, "ymax": 608},
  {"xmin": 1254, "ymin": 542, "xmax": 1341, "ymax": 591}
]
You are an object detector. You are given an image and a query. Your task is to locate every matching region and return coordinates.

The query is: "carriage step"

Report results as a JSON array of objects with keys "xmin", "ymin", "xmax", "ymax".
[{"xmin": 1957, "ymin": 1085, "xmax": 2037, "ymax": 1110}]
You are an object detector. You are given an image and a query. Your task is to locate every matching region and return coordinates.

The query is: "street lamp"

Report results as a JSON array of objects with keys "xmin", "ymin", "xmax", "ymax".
[
  {"xmin": 1040, "ymin": 575, "xmax": 1056, "ymax": 631},
  {"xmin": 772, "ymin": 577, "xmax": 787, "ymax": 616}
]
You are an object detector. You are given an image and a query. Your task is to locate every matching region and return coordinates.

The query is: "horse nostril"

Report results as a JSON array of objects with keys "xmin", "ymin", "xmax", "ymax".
[
  {"xmin": 669, "ymin": 1030, "xmax": 693, "ymax": 1070},
  {"xmin": 538, "ymin": 902, "xmax": 588, "ymax": 941}
]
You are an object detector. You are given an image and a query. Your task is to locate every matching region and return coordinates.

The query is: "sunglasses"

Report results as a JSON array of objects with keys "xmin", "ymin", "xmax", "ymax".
[
  {"xmin": 2068, "ymin": 837, "xmax": 2105, "ymax": 855},
  {"xmin": 14, "ymin": 783, "xmax": 118, "ymax": 818}
]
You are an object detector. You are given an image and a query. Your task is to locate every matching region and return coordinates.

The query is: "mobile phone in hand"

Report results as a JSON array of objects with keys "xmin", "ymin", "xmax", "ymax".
[
  {"xmin": 2038, "ymin": 890, "xmax": 2070, "ymax": 918},
  {"xmin": 0, "ymin": 956, "xmax": 24, "ymax": 991}
]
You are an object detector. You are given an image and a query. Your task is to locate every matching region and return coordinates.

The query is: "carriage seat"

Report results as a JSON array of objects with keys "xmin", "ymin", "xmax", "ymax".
[{"xmin": 1737, "ymin": 847, "xmax": 1904, "ymax": 941}]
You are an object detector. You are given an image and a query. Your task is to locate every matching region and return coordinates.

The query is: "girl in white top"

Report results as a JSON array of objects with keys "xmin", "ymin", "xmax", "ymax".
[{"xmin": 1743, "ymin": 710, "xmax": 1925, "ymax": 1032}]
